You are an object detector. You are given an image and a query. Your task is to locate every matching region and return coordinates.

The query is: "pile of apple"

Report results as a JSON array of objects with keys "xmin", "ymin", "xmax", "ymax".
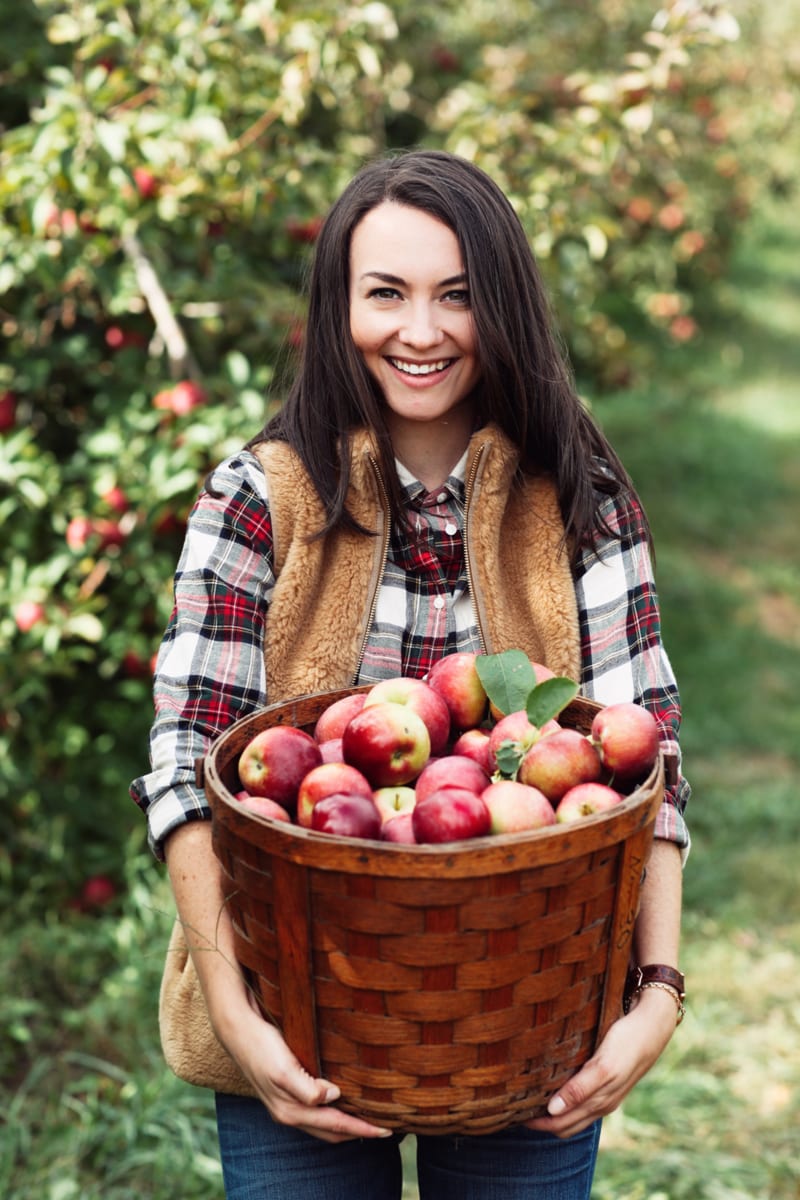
[{"xmin": 231, "ymin": 650, "xmax": 661, "ymax": 845}]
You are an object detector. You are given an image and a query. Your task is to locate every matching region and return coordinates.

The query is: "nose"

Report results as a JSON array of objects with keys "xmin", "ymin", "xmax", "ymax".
[{"xmin": 398, "ymin": 302, "xmax": 444, "ymax": 350}]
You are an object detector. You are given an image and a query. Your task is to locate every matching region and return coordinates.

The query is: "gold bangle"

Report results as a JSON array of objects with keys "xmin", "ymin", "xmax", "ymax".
[{"xmin": 632, "ymin": 980, "xmax": 686, "ymax": 1025}]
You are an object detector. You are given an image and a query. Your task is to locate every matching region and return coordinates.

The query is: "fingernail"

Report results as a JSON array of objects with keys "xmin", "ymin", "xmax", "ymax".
[
  {"xmin": 323, "ymin": 1085, "xmax": 340, "ymax": 1103},
  {"xmin": 548, "ymin": 1095, "xmax": 566, "ymax": 1115}
]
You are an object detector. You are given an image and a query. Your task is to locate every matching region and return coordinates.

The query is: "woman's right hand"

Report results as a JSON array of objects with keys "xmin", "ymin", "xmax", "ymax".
[
  {"xmin": 165, "ymin": 821, "xmax": 391, "ymax": 1143},
  {"xmin": 214, "ymin": 987, "xmax": 393, "ymax": 1143}
]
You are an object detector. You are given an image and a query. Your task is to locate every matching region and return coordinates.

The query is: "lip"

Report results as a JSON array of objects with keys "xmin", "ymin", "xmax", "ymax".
[{"xmin": 385, "ymin": 357, "xmax": 457, "ymax": 387}]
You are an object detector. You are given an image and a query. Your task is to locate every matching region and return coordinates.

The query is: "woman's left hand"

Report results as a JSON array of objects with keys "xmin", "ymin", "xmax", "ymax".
[{"xmin": 525, "ymin": 985, "xmax": 680, "ymax": 1139}]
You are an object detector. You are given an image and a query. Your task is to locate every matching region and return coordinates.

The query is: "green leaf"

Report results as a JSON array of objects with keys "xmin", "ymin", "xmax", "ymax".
[
  {"xmin": 494, "ymin": 739, "xmax": 525, "ymax": 781},
  {"xmin": 475, "ymin": 649, "xmax": 536, "ymax": 717},
  {"xmin": 526, "ymin": 677, "xmax": 579, "ymax": 728}
]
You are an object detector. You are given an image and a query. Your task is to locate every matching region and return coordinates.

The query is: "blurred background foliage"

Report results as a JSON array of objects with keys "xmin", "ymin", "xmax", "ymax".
[{"xmin": 2, "ymin": 2, "xmax": 799, "ymax": 1195}]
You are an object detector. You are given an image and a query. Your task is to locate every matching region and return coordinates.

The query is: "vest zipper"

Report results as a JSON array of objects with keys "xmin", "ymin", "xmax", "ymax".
[
  {"xmin": 463, "ymin": 440, "xmax": 488, "ymax": 655},
  {"xmin": 352, "ymin": 453, "xmax": 392, "ymax": 684}
]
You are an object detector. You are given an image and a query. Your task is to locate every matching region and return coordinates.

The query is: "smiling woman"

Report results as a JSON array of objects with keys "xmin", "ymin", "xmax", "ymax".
[
  {"xmin": 131, "ymin": 148, "xmax": 690, "ymax": 1200},
  {"xmin": 348, "ymin": 203, "xmax": 482, "ymax": 489}
]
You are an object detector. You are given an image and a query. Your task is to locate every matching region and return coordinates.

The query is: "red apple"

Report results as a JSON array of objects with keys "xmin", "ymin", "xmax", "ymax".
[
  {"xmin": 590, "ymin": 703, "xmax": 660, "ymax": 780},
  {"xmin": 79, "ymin": 874, "xmax": 117, "ymax": 908},
  {"xmin": 364, "ymin": 677, "xmax": 451, "ymax": 756},
  {"xmin": 319, "ymin": 738, "xmax": 345, "ymax": 763},
  {"xmin": 285, "ymin": 215, "xmax": 324, "ymax": 243},
  {"xmin": 310, "ymin": 793, "xmax": 381, "ymax": 839},
  {"xmin": 427, "ymin": 652, "xmax": 488, "ymax": 730},
  {"xmin": 238, "ymin": 725, "xmax": 323, "ymax": 811},
  {"xmin": 66, "ymin": 516, "xmax": 94, "ymax": 550},
  {"xmin": 235, "ymin": 793, "xmax": 292, "ymax": 823},
  {"xmin": 482, "ymin": 780, "xmax": 556, "ymax": 834},
  {"xmin": 133, "ymin": 166, "xmax": 159, "ymax": 199},
  {"xmin": 296, "ymin": 761, "xmax": 373, "ymax": 828},
  {"xmin": 412, "ymin": 787, "xmax": 491, "ymax": 844},
  {"xmin": 556, "ymin": 782, "xmax": 623, "ymax": 823},
  {"xmin": 313, "ymin": 692, "xmax": 367, "ymax": 743},
  {"xmin": 102, "ymin": 485, "xmax": 130, "ymax": 514},
  {"xmin": 451, "ymin": 727, "xmax": 492, "ymax": 775},
  {"xmin": 373, "ymin": 784, "xmax": 417, "ymax": 824},
  {"xmin": 0, "ymin": 390, "xmax": 18, "ymax": 431},
  {"xmin": 170, "ymin": 380, "xmax": 208, "ymax": 415},
  {"xmin": 487, "ymin": 710, "xmax": 540, "ymax": 775},
  {"xmin": 518, "ymin": 728, "xmax": 603, "ymax": 802},
  {"xmin": 13, "ymin": 600, "xmax": 46, "ymax": 632},
  {"xmin": 380, "ymin": 811, "xmax": 417, "ymax": 843},
  {"xmin": 414, "ymin": 754, "xmax": 490, "ymax": 803},
  {"xmin": 341, "ymin": 701, "xmax": 430, "ymax": 787}
]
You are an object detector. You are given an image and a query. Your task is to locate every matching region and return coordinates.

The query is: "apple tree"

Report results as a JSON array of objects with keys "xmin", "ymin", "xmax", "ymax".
[{"xmin": 0, "ymin": 0, "xmax": 788, "ymax": 912}]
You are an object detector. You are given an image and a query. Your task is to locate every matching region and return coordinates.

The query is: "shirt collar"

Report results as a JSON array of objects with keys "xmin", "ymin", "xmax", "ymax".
[{"xmin": 396, "ymin": 449, "xmax": 469, "ymax": 504}]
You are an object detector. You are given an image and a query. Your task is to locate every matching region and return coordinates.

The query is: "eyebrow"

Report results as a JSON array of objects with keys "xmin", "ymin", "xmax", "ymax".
[{"xmin": 359, "ymin": 271, "xmax": 468, "ymax": 287}]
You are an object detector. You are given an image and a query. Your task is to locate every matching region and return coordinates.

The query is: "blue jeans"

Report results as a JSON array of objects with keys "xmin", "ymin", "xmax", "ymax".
[{"xmin": 215, "ymin": 1093, "xmax": 601, "ymax": 1200}]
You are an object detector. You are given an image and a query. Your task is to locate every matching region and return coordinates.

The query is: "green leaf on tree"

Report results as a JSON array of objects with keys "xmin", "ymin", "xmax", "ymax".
[
  {"xmin": 526, "ymin": 677, "xmax": 579, "ymax": 728},
  {"xmin": 475, "ymin": 649, "xmax": 536, "ymax": 717}
]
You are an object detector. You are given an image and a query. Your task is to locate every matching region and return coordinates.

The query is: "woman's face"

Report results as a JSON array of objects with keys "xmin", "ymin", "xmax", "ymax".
[{"xmin": 348, "ymin": 202, "xmax": 481, "ymax": 432}]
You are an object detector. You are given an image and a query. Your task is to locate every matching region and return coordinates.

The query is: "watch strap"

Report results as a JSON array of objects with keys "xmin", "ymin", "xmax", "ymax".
[{"xmin": 626, "ymin": 963, "xmax": 685, "ymax": 1001}]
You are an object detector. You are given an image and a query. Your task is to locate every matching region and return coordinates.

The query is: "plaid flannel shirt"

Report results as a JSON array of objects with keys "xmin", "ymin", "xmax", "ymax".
[{"xmin": 130, "ymin": 448, "xmax": 690, "ymax": 860}]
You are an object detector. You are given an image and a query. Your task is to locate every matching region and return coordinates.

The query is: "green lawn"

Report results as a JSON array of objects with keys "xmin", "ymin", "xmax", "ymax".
[{"xmin": 3, "ymin": 199, "xmax": 799, "ymax": 1199}]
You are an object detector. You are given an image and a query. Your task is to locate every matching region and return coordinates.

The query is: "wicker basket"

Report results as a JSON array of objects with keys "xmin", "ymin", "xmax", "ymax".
[{"xmin": 204, "ymin": 687, "xmax": 663, "ymax": 1135}]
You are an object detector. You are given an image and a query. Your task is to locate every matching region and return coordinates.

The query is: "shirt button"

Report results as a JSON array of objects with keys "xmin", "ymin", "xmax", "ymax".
[
  {"xmin": 436, "ymin": 492, "xmax": 447, "ymax": 503},
  {"xmin": 444, "ymin": 522, "xmax": 458, "ymax": 536},
  {"xmin": 433, "ymin": 596, "xmax": 445, "ymax": 610}
]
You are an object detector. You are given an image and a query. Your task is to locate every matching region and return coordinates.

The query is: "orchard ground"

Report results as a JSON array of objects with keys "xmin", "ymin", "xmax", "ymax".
[{"xmin": 2, "ymin": 191, "xmax": 798, "ymax": 1200}]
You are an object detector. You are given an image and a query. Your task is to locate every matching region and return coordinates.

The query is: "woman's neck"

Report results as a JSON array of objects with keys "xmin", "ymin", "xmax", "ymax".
[{"xmin": 387, "ymin": 406, "xmax": 476, "ymax": 492}]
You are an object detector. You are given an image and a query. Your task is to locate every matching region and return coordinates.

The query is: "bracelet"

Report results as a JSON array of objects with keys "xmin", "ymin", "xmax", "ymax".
[
  {"xmin": 630, "ymin": 980, "xmax": 686, "ymax": 1025},
  {"xmin": 624, "ymin": 963, "xmax": 686, "ymax": 1024}
]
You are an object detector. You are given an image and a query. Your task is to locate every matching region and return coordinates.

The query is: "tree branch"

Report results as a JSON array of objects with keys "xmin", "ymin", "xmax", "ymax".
[{"xmin": 121, "ymin": 231, "xmax": 198, "ymax": 379}]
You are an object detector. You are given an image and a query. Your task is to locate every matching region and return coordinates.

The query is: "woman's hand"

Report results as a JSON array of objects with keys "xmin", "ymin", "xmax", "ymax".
[
  {"xmin": 165, "ymin": 822, "xmax": 392, "ymax": 1143},
  {"xmin": 214, "ymin": 988, "xmax": 392, "ymax": 1143},
  {"xmin": 525, "ymin": 986, "xmax": 680, "ymax": 1139}
]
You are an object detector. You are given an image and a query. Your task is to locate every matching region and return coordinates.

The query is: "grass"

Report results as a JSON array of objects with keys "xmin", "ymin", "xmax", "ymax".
[
  {"xmin": 588, "ymin": 195, "xmax": 800, "ymax": 1198},
  {"xmin": 3, "ymin": 199, "xmax": 799, "ymax": 1199}
]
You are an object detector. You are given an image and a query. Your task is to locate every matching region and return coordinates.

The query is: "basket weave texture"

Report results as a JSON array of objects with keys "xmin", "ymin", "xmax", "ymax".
[{"xmin": 205, "ymin": 687, "xmax": 663, "ymax": 1135}]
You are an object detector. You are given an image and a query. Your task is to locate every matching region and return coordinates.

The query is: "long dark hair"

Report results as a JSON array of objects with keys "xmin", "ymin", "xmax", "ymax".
[{"xmin": 254, "ymin": 149, "xmax": 645, "ymax": 555}]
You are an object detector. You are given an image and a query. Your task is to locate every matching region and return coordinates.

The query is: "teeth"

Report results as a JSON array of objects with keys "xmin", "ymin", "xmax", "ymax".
[{"xmin": 390, "ymin": 358, "xmax": 451, "ymax": 376}]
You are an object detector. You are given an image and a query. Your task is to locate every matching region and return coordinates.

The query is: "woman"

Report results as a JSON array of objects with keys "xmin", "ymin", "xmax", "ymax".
[{"xmin": 131, "ymin": 149, "xmax": 690, "ymax": 1199}]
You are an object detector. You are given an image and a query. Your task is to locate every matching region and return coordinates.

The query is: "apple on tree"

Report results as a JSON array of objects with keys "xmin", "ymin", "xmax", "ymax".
[
  {"xmin": 238, "ymin": 725, "xmax": 323, "ymax": 812},
  {"xmin": 364, "ymin": 676, "xmax": 451, "ymax": 755},
  {"xmin": 341, "ymin": 700, "xmax": 430, "ymax": 787}
]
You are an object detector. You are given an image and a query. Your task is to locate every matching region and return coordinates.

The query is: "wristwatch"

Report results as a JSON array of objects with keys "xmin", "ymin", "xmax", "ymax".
[{"xmin": 624, "ymin": 963, "xmax": 686, "ymax": 1023}]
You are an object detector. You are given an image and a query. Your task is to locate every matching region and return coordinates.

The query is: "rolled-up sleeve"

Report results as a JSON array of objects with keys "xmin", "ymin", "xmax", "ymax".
[
  {"xmin": 573, "ymin": 487, "xmax": 691, "ymax": 856},
  {"xmin": 129, "ymin": 451, "xmax": 274, "ymax": 860}
]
